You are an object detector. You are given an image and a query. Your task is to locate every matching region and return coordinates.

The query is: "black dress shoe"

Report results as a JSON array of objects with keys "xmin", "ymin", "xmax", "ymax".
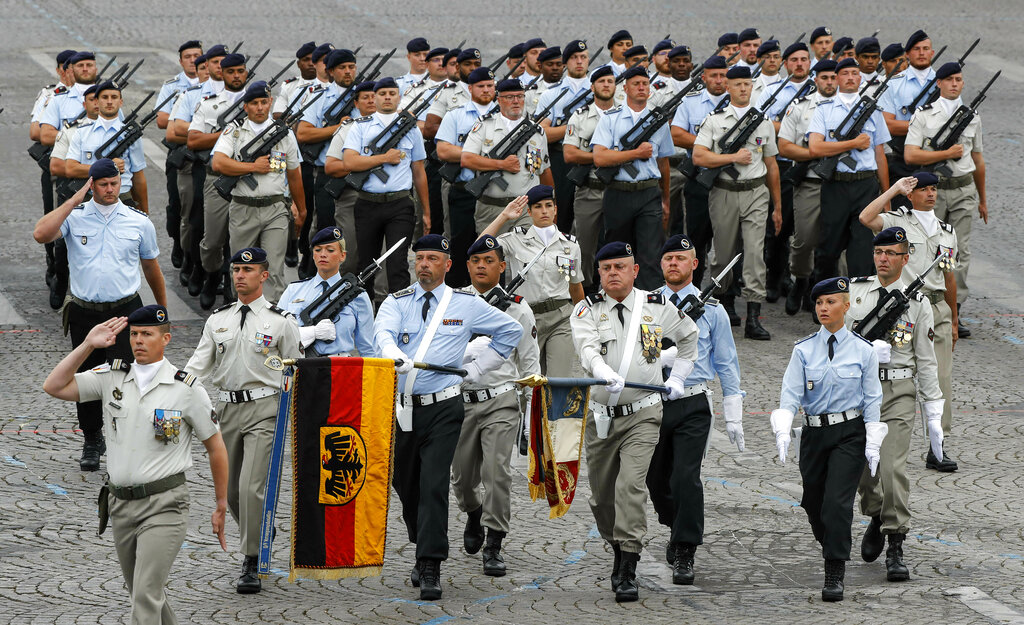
[
  {"xmin": 79, "ymin": 430, "xmax": 105, "ymax": 472},
  {"xmin": 744, "ymin": 302, "xmax": 771, "ymax": 340},
  {"xmin": 178, "ymin": 255, "xmax": 193, "ymax": 287},
  {"xmin": 665, "ymin": 542, "xmax": 675, "ymax": 565},
  {"xmin": 614, "ymin": 551, "xmax": 640, "ymax": 603},
  {"xmin": 672, "ymin": 543, "xmax": 695, "ymax": 586},
  {"xmin": 482, "ymin": 529, "xmax": 506, "ymax": 577},
  {"xmin": 926, "ymin": 448, "xmax": 958, "ymax": 472},
  {"xmin": 418, "ymin": 559, "xmax": 442, "ymax": 601},
  {"xmin": 786, "ymin": 278, "xmax": 808, "ymax": 316},
  {"xmin": 171, "ymin": 238, "xmax": 184, "ymax": 268},
  {"xmin": 822, "ymin": 559, "xmax": 844, "ymax": 602},
  {"xmin": 49, "ymin": 278, "xmax": 68, "ymax": 310},
  {"xmin": 463, "ymin": 507, "xmax": 484, "ymax": 554},
  {"xmin": 236, "ymin": 555, "xmax": 261, "ymax": 594},
  {"xmin": 861, "ymin": 516, "xmax": 884, "ymax": 563},
  {"xmin": 199, "ymin": 273, "xmax": 220, "ymax": 310},
  {"xmin": 885, "ymin": 533, "xmax": 910, "ymax": 582}
]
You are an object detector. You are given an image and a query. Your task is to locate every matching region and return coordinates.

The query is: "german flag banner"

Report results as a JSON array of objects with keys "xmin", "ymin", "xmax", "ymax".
[
  {"xmin": 526, "ymin": 382, "xmax": 589, "ymax": 518},
  {"xmin": 290, "ymin": 357, "xmax": 396, "ymax": 580}
]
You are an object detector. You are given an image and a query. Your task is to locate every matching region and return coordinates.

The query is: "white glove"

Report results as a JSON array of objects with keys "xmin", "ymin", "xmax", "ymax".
[
  {"xmin": 591, "ymin": 360, "xmax": 625, "ymax": 394},
  {"xmin": 313, "ymin": 319, "xmax": 336, "ymax": 342},
  {"xmin": 770, "ymin": 409, "xmax": 796, "ymax": 464},
  {"xmin": 864, "ymin": 421, "xmax": 889, "ymax": 477},
  {"xmin": 660, "ymin": 345, "xmax": 678, "ymax": 369},
  {"xmin": 462, "ymin": 336, "xmax": 492, "ymax": 364},
  {"xmin": 298, "ymin": 325, "xmax": 317, "ymax": 348},
  {"xmin": 871, "ymin": 339, "xmax": 891, "ymax": 364},
  {"xmin": 382, "ymin": 343, "xmax": 413, "ymax": 374},
  {"xmin": 923, "ymin": 399, "xmax": 945, "ymax": 460},
  {"xmin": 664, "ymin": 377, "xmax": 686, "ymax": 401},
  {"xmin": 464, "ymin": 346, "xmax": 505, "ymax": 384},
  {"xmin": 664, "ymin": 357, "xmax": 695, "ymax": 401},
  {"xmin": 722, "ymin": 394, "xmax": 745, "ymax": 452}
]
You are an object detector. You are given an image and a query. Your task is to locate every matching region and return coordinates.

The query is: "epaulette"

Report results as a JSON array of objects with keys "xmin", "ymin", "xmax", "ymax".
[
  {"xmin": 894, "ymin": 71, "xmax": 907, "ymax": 79},
  {"xmin": 124, "ymin": 205, "xmax": 148, "ymax": 217},
  {"xmin": 918, "ymin": 103, "xmax": 934, "ymax": 111},
  {"xmin": 202, "ymin": 93, "xmax": 217, "ymax": 101},
  {"xmin": 268, "ymin": 303, "xmax": 294, "ymax": 318},
  {"xmin": 452, "ymin": 288, "xmax": 476, "ymax": 296},
  {"xmin": 283, "ymin": 76, "xmax": 299, "ymax": 84},
  {"xmin": 686, "ymin": 83, "xmax": 705, "ymax": 95},
  {"xmin": 585, "ymin": 293, "xmax": 605, "ymax": 306},
  {"xmin": 174, "ymin": 370, "xmax": 198, "ymax": 386},
  {"xmin": 164, "ymin": 76, "xmax": 178, "ymax": 85},
  {"xmin": 45, "ymin": 83, "xmax": 57, "ymax": 89},
  {"xmin": 795, "ymin": 333, "xmax": 816, "ymax": 345},
  {"xmin": 77, "ymin": 120, "xmax": 95, "ymax": 128},
  {"xmin": 705, "ymin": 296, "xmax": 719, "ymax": 307},
  {"xmin": 392, "ymin": 285, "xmax": 416, "ymax": 298},
  {"xmin": 409, "ymin": 76, "xmax": 428, "ymax": 89},
  {"xmin": 561, "ymin": 232, "xmax": 577, "ymax": 243},
  {"xmin": 54, "ymin": 86, "xmax": 68, "ymax": 95},
  {"xmin": 851, "ymin": 331, "xmax": 873, "ymax": 345},
  {"xmin": 289, "ymin": 276, "xmax": 313, "ymax": 284},
  {"xmin": 107, "ymin": 358, "xmax": 132, "ymax": 373},
  {"xmin": 911, "ymin": 291, "xmax": 925, "ymax": 302},
  {"xmin": 710, "ymin": 108, "xmax": 727, "ymax": 116},
  {"xmin": 479, "ymin": 109, "xmax": 497, "ymax": 121},
  {"xmin": 851, "ymin": 276, "xmax": 872, "ymax": 282},
  {"xmin": 185, "ymin": 84, "xmax": 202, "ymax": 92},
  {"xmin": 513, "ymin": 225, "xmax": 529, "ymax": 234},
  {"xmin": 896, "ymin": 206, "xmax": 912, "ymax": 216},
  {"xmin": 355, "ymin": 115, "xmax": 373, "ymax": 123},
  {"xmin": 340, "ymin": 117, "xmax": 356, "ymax": 126},
  {"xmin": 940, "ymin": 221, "xmax": 953, "ymax": 233},
  {"xmin": 607, "ymin": 105, "xmax": 623, "ymax": 114},
  {"xmin": 647, "ymin": 293, "xmax": 666, "ymax": 304},
  {"xmin": 212, "ymin": 303, "xmax": 234, "ymax": 313}
]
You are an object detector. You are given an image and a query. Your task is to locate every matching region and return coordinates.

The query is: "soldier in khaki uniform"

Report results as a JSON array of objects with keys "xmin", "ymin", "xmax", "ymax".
[
  {"xmin": 462, "ymin": 78, "xmax": 553, "ymax": 234},
  {"xmin": 570, "ymin": 241, "xmax": 699, "ymax": 603},
  {"xmin": 846, "ymin": 227, "xmax": 943, "ymax": 583},
  {"xmin": 693, "ymin": 64, "xmax": 781, "ymax": 340},
  {"xmin": 452, "ymin": 234, "xmax": 541, "ymax": 577},
  {"xmin": 860, "ymin": 173, "xmax": 960, "ymax": 472},
  {"xmin": 43, "ymin": 306, "xmax": 229, "ymax": 625},
  {"xmin": 649, "ymin": 46, "xmax": 695, "ymax": 237},
  {"xmin": 422, "ymin": 48, "xmax": 482, "ymax": 141},
  {"xmin": 212, "ymin": 81, "xmax": 307, "ymax": 302},
  {"xmin": 185, "ymin": 247, "xmax": 303, "ymax": 593},
  {"xmin": 904, "ymin": 62, "xmax": 987, "ymax": 338}
]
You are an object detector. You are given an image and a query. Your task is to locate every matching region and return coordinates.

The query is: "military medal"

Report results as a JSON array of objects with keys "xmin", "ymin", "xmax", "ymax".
[
  {"xmin": 112, "ymin": 388, "xmax": 123, "ymax": 401},
  {"xmin": 891, "ymin": 319, "xmax": 915, "ymax": 347},
  {"xmin": 937, "ymin": 248, "xmax": 955, "ymax": 272},
  {"xmin": 153, "ymin": 409, "xmax": 183, "ymax": 444},
  {"xmin": 639, "ymin": 324, "xmax": 663, "ymax": 364}
]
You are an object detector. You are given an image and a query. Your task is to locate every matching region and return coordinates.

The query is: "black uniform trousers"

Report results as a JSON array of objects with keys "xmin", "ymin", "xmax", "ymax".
[
  {"xmin": 647, "ymin": 391, "xmax": 713, "ymax": 546},
  {"xmin": 887, "ymin": 152, "xmax": 914, "ymax": 211},
  {"xmin": 814, "ymin": 177, "xmax": 878, "ymax": 282},
  {"xmin": 602, "ymin": 185, "xmax": 664, "ymax": 290},
  {"xmin": 393, "ymin": 395, "xmax": 465, "ymax": 561},
  {"xmin": 764, "ymin": 161, "xmax": 795, "ymax": 287},
  {"xmin": 799, "ymin": 417, "xmax": 866, "ymax": 561},
  {"xmin": 549, "ymin": 146, "xmax": 577, "ymax": 233},
  {"xmin": 51, "ymin": 180, "xmax": 82, "ymax": 285},
  {"xmin": 164, "ymin": 159, "xmax": 181, "ymax": 242},
  {"xmin": 683, "ymin": 178, "xmax": 713, "ymax": 289},
  {"xmin": 424, "ymin": 145, "xmax": 445, "ymax": 236},
  {"xmin": 297, "ymin": 162, "xmax": 316, "ymax": 252},
  {"xmin": 446, "ymin": 183, "xmax": 476, "ymax": 288},
  {"xmin": 67, "ymin": 294, "xmax": 142, "ymax": 432},
  {"xmin": 312, "ymin": 168, "xmax": 337, "ymax": 232},
  {"xmin": 186, "ymin": 165, "xmax": 207, "ymax": 262},
  {"xmin": 354, "ymin": 195, "xmax": 415, "ymax": 296}
]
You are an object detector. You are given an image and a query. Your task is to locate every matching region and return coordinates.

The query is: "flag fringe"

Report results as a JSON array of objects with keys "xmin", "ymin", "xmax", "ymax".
[{"xmin": 288, "ymin": 564, "xmax": 383, "ymax": 582}]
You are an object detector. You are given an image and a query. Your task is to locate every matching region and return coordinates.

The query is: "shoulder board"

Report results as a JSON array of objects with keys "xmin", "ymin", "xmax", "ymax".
[
  {"xmin": 125, "ymin": 205, "xmax": 148, "ymax": 217},
  {"xmin": 392, "ymin": 285, "xmax": 416, "ymax": 298},
  {"xmin": 442, "ymin": 80, "xmax": 457, "ymax": 89},
  {"xmin": 514, "ymin": 225, "xmax": 529, "ymax": 234},
  {"xmin": 283, "ymin": 76, "xmax": 299, "ymax": 84},
  {"xmin": 918, "ymin": 103, "xmax": 934, "ymax": 111},
  {"xmin": 577, "ymin": 103, "xmax": 591, "ymax": 114},
  {"xmin": 289, "ymin": 276, "xmax": 314, "ymax": 284},
  {"xmin": 561, "ymin": 232, "xmax": 577, "ymax": 243},
  {"xmin": 480, "ymin": 110, "xmax": 497, "ymax": 121},
  {"xmin": 794, "ymin": 95, "xmax": 813, "ymax": 105},
  {"xmin": 940, "ymin": 221, "xmax": 953, "ymax": 233},
  {"xmin": 78, "ymin": 120, "xmax": 95, "ymax": 128},
  {"xmin": 525, "ymin": 82, "xmax": 539, "ymax": 91},
  {"xmin": 355, "ymin": 115, "xmax": 373, "ymax": 123},
  {"xmin": 164, "ymin": 77, "xmax": 178, "ymax": 85},
  {"xmin": 268, "ymin": 303, "xmax": 294, "ymax": 317},
  {"xmin": 185, "ymin": 84, "xmax": 202, "ymax": 92},
  {"xmin": 585, "ymin": 293, "xmax": 605, "ymax": 305},
  {"xmin": 54, "ymin": 86, "xmax": 68, "ymax": 95},
  {"xmin": 212, "ymin": 303, "xmax": 234, "ymax": 313},
  {"xmin": 72, "ymin": 203, "xmax": 85, "ymax": 210},
  {"xmin": 704, "ymin": 296, "xmax": 719, "ymax": 307},
  {"xmin": 647, "ymin": 293, "xmax": 665, "ymax": 304},
  {"xmin": 911, "ymin": 291, "xmax": 925, "ymax": 302},
  {"xmin": 107, "ymin": 358, "xmax": 132, "ymax": 373},
  {"xmin": 851, "ymin": 276, "xmax": 872, "ymax": 283},
  {"xmin": 710, "ymin": 108, "xmax": 727, "ymax": 116},
  {"xmin": 202, "ymin": 93, "xmax": 217, "ymax": 101},
  {"xmin": 45, "ymin": 83, "xmax": 57, "ymax": 89},
  {"xmin": 452, "ymin": 289, "xmax": 476, "ymax": 297},
  {"xmin": 339, "ymin": 117, "xmax": 356, "ymax": 126},
  {"xmin": 896, "ymin": 206, "xmax": 912, "ymax": 216},
  {"xmin": 795, "ymin": 333, "xmax": 817, "ymax": 345},
  {"xmin": 174, "ymin": 370, "xmax": 198, "ymax": 386},
  {"xmin": 607, "ymin": 105, "xmax": 623, "ymax": 114},
  {"xmin": 512, "ymin": 295, "xmax": 524, "ymax": 304},
  {"xmin": 410, "ymin": 76, "xmax": 428, "ymax": 89},
  {"xmin": 851, "ymin": 331, "xmax": 873, "ymax": 345}
]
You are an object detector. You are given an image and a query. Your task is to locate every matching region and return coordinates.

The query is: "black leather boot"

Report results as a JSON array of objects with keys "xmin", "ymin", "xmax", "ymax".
[
  {"xmin": 187, "ymin": 264, "xmax": 206, "ymax": 297},
  {"xmin": 199, "ymin": 272, "xmax": 220, "ymax": 310},
  {"xmin": 885, "ymin": 533, "xmax": 910, "ymax": 582},
  {"xmin": 665, "ymin": 542, "xmax": 676, "ymax": 565},
  {"xmin": 672, "ymin": 543, "xmax": 696, "ymax": 585},
  {"xmin": 956, "ymin": 303, "xmax": 971, "ymax": 338},
  {"xmin": 610, "ymin": 543, "xmax": 622, "ymax": 590},
  {"xmin": 236, "ymin": 555, "xmax": 261, "ymax": 594},
  {"xmin": 861, "ymin": 516, "xmax": 884, "ymax": 563},
  {"xmin": 463, "ymin": 507, "xmax": 484, "ymax": 554},
  {"xmin": 171, "ymin": 237, "xmax": 184, "ymax": 268},
  {"xmin": 822, "ymin": 559, "xmax": 845, "ymax": 602},
  {"xmin": 720, "ymin": 294, "xmax": 741, "ymax": 326},
  {"xmin": 418, "ymin": 559, "xmax": 442, "ymax": 600},
  {"xmin": 49, "ymin": 276, "xmax": 68, "ymax": 310},
  {"xmin": 79, "ymin": 430, "xmax": 105, "ymax": 472},
  {"xmin": 786, "ymin": 278, "xmax": 808, "ymax": 316},
  {"xmin": 410, "ymin": 559, "xmax": 421, "ymax": 587},
  {"xmin": 482, "ymin": 529, "xmax": 506, "ymax": 577},
  {"xmin": 285, "ymin": 236, "xmax": 299, "ymax": 268},
  {"xmin": 614, "ymin": 551, "xmax": 640, "ymax": 602},
  {"xmin": 178, "ymin": 254, "xmax": 193, "ymax": 287},
  {"xmin": 744, "ymin": 302, "xmax": 771, "ymax": 340}
]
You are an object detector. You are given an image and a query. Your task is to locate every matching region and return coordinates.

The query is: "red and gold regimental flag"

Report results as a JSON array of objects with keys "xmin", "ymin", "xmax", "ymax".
[
  {"xmin": 289, "ymin": 357, "xmax": 396, "ymax": 580},
  {"xmin": 526, "ymin": 381, "xmax": 589, "ymax": 518}
]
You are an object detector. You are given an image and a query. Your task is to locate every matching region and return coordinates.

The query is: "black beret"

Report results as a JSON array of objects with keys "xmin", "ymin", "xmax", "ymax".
[
  {"xmin": 935, "ymin": 61, "xmax": 962, "ymax": 80},
  {"xmin": 231, "ymin": 247, "xmax": 268, "ymax": 264},
  {"xmin": 881, "ymin": 43, "xmax": 904, "ymax": 62},
  {"xmin": 373, "ymin": 77, "xmax": 399, "ymax": 91},
  {"xmin": 563, "ymin": 40, "xmax": 588, "ymax": 63},
  {"xmin": 310, "ymin": 226, "xmax": 344, "ymax": 248},
  {"xmin": 467, "ymin": 234, "xmax": 501, "ymax": 257},
  {"xmin": 835, "ymin": 57, "xmax": 859, "ymax": 72},
  {"xmin": 783, "ymin": 42, "xmax": 809, "ymax": 60},
  {"xmin": 652, "ymin": 39, "xmax": 675, "ymax": 55},
  {"xmin": 624, "ymin": 45, "xmax": 648, "ymax": 58},
  {"xmin": 353, "ymin": 81, "xmax": 376, "ymax": 94},
  {"xmin": 457, "ymin": 48, "xmax": 482, "ymax": 63},
  {"xmin": 912, "ymin": 171, "xmax": 939, "ymax": 187},
  {"xmin": 89, "ymin": 158, "xmax": 120, "ymax": 180},
  {"xmin": 810, "ymin": 276, "xmax": 849, "ymax": 300},
  {"xmin": 68, "ymin": 51, "xmax": 95, "ymax": 65},
  {"xmin": 718, "ymin": 33, "xmax": 739, "ymax": 47},
  {"xmin": 905, "ymin": 30, "xmax": 929, "ymax": 51},
  {"xmin": 524, "ymin": 38, "xmax": 547, "ymax": 52},
  {"xmin": 508, "ymin": 43, "xmax": 525, "ymax": 59},
  {"xmin": 204, "ymin": 44, "xmax": 228, "ymax": 59},
  {"xmin": 873, "ymin": 227, "xmax": 908, "ymax": 247},
  {"xmin": 812, "ymin": 59, "xmax": 838, "ymax": 74},
  {"xmin": 426, "ymin": 47, "xmax": 448, "ymax": 61},
  {"xmin": 590, "ymin": 65, "xmax": 614, "ymax": 81},
  {"xmin": 127, "ymin": 304, "xmax": 169, "ymax": 326},
  {"xmin": 242, "ymin": 80, "xmax": 272, "ymax": 103},
  {"xmin": 179, "ymin": 40, "xmax": 203, "ymax": 54},
  {"xmin": 326, "ymin": 49, "xmax": 356, "ymax": 69},
  {"xmin": 311, "ymin": 43, "xmax": 335, "ymax": 63},
  {"xmin": 407, "ymin": 37, "xmax": 430, "ymax": 53},
  {"xmin": 219, "ymin": 53, "xmax": 246, "ymax": 69},
  {"xmin": 738, "ymin": 28, "xmax": 761, "ymax": 43},
  {"xmin": 83, "ymin": 84, "xmax": 101, "ymax": 98},
  {"xmin": 538, "ymin": 46, "xmax": 562, "ymax": 64},
  {"xmin": 443, "ymin": 49, "xmax": 462, "ymax": 65},
  {"xmin": 595, "ymin": 241, "xmax": 634, "ymax": 262},
  {"xmin": 295, "ymin": 41, "xmax": 316, "ymax": 58},
  {"xmin": 621, "ymin": 65, "xmax": 649, "ymax": 82},
  {"xmin": 660, "ymin": 234, "xmax": 694, "ymax": 256},
  {"xmin": 726, "ymin": 65, "xmax": 751, "ymax": 80},
  {"xmin": 56, "ymin": 49, "xmax": 77, "ymax": 65},
  {"xmin": 810, "ymin": 26, "xmax": 832, "ymax": 43},
  {"xmin": 608, "ymin": 30, "xmax": 632, "ymax": 48},
  {"xmin": 496, "ymin": 78, "xmax": 524, "ymax": 93},
  {"xmin": 832, "ymin": 37, "xmax": 854, "ymax": 55},
  {"xmin": 193, "ymin": 54, "xmax": 208, "ymax": 67},
  {"xmin": 412, "ymin": 234, "xmax": 450, "ymax": 253},
  {"xmin": 527, "ymin": 184, "xmax": 554, "ymax": 205},
  {"xmin": 703, "ymin": 54, "xmax": 728, "ymax": 70},
  {"xmin": 856, "ymin": 37, "xmax": 880, "ymax": 55},
  {"xmin": 94, "ymin": 80, "xmax": 120, "ymax": 95},
  {"xmin": 757, "ymin": 40, "xmax": 780, "ymax": 56},
  {"xmin": 668, "ymin": 45, "xmax": 691, "ymax": 59},
  {"xmin": 466, "ymin": 67, "xmax": 495, "ymax": 84}
]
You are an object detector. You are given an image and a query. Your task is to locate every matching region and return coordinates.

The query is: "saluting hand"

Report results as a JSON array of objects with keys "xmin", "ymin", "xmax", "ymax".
[
  {"xmin": 73, "ymin": 177, "xmax": 93, "ymax": 203},
  {"xmin": 501, "ymin": 195, "xmax": 529, "ymax": 220},
  {"xmin": 85, "ymin": 317, "xmax": 128, "ymax": 349},
  {"xmin": 893, "ymin": 176, "xmax": 918, "ymax": 197}
]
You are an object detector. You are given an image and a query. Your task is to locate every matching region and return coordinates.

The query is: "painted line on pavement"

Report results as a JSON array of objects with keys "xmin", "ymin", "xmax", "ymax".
[{"xmin": 944, "ymin": 586, "xmax": 1024, "ymax": 624}]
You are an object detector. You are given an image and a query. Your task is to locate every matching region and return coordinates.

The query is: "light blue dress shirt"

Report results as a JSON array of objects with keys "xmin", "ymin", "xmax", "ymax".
[
  {"xmin": 301, "ymin": 82, "xmax": 347, "ymax": 165},
  {"xmin": 878, "ymin": 68, "xmax": 936, "ymax": 120},
  {"xmin": 157, "ymin": 72, "xmax": 196, "ymax": 114},
  {"xmin": 342, "ymin": 113, "xmax": 426, "ymax": 193},
  {"xmin": 659, "ymin": 284, "xmax": 742, "ymax": 395},
  {"xmin": 66, "ymin": 119, "xmax": 146, "ymax": 194},
  {"xmin": 590, "ymin": 105, "xmax": 675, "ymax": 181},
  {"xmin": 807, "ymin": 98, "xmax": 891, "ymax": 173},
  {"xmin": 279, "ymin": 273, "xmax": 375, "ymax": 356}
]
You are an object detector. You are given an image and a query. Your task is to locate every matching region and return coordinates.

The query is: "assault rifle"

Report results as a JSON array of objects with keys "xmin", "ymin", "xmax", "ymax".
[
  {"xmin": 484, "ymin": 247, "xmax": 545, "ymax": 311},
  {"xmin": 436, "ymin": 103, "xmax": 499, "ymax": 183},
  {"xmin": 905, "ymin": 39, "xmax": 979, "ymax": 116},
  {"xmin": 672, "ymin": 253, "xmax": 741, "ymax": 322},
  {"xmin": 927, "ymin": 70, "xmax": 999, "ymax": 177},
  {"xmin": 853, "ymin": 254, "xmax": 943, "ymax": 341},
  {"xmin": 97, "ymin": 91, "xmax": 176, "ymax": 160}
]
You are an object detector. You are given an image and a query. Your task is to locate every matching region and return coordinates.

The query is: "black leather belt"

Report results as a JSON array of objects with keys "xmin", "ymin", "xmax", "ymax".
[
  {"xmin": 108, "ymin": 472, "xmax": 186, "ymax": 501},
  {"xmin": 938, "ymin": 173, "xmax": 972, "ymax": 190},
  {"xmin": 607, "ymin": 178, "xmax": 659, "ymax": 191},
  {"xmin": 832, "ymin": 170, "xmax": 877, "ymax": 182},
  {"xmin": 530, "ymin": 298, "xmax": 570, "ymax": 315},
  {"xmin": 478, "ymin": 195, "xmax": 517, "ymax": 206},
  {"xmin": 70, "ymin": 292, "xmax": 139, "ymax": 311},
  {"xmin": 357, "ymin": 190, "xmax": 412, "ymax": 203},
  {"xmin": 232, "ymin": 194, "xmax": 286, "ymax": 207},
  {"xmin": 713, "ymin": 175, "xmax": 766, "ymax": 192},
  {"xmin": 581, "ymin": 178, "xmax": 607, "ymax": 190}
]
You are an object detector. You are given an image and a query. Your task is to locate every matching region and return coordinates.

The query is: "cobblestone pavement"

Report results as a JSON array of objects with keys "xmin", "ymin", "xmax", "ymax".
[{"xmin": 2, "ymin": 2, "xmax": 1024, "ymax": 623}]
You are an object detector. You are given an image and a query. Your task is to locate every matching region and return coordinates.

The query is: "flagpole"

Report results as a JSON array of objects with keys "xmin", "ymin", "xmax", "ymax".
[
  {"xmin": 258, "ymin": 364, "xmax": 294, "ymax": 577},
  {"xmin": 517, "ymin": 374, "xmax": 669, "ymax": 395}
]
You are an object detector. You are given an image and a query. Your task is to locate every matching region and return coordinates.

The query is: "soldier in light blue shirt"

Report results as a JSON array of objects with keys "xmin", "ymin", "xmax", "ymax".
[
  {"xmin": 756, "ymin": 42, "xmax": 813, "ymax": 122},
  {"xmin": 39, "ymin": 52, "xmax": 98, "ymax": 146},
  {"xmin": 278, "ymin": 227, "xmax": 374, "ymax": 357},
  {"xmin": 373, "ymin": 234, "xmax": 522, "ymax": 601},
  {"xmin": 397, "ymin": 37, "xmax": 430, "ymax": 96},
  {"xmin": 770, "ymin": 277, "xmax": 884, "ymax": 603}
]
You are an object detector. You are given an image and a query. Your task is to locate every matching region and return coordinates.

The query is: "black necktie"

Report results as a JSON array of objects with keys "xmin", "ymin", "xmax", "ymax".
[
  {"xmin": 320, "ymin": 281, "xmax": 329, "ymax": 293},
  {"xmin": 828, "ymin": 335, "xmax": 837, "ymax": 361},
  {"xmin": 615, "ymin": 303, "xmax": 625, "ymax": 326},
  {"xmin": 422, "ymin": 292, "xmax": 433, "ymax": 321},
  {"xmin": 239, "ymin": 304, "xmax": 251, "ymax": 331},
  {"xmin": 670, "ymin": 293, "xmax": 680, "ymax": 307}
]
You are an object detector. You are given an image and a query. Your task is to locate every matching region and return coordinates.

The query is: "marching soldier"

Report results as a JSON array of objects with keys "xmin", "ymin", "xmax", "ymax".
[
  {"xmin": 373, "ymin": 234, "xmax": 522, "ymax": 601},
  {"xmin": 810, "ymin": 26, "xmax": 834, "ymax": 62},
  {"xmin": 736, "ymin": 28, "xmax": 763, "ymax": 70},
  {"xmin": 520, "ymin": 38, "xmax": 547, "ymax": 84},
  {"xmin": 648, "ymin": 235, "xmax": 743, "ymax": 586},
  {"xmin": 693, "ymin": 64, "xmax": 781, "ymax": 340},
  {"xmin": 717, "ymin": 33, "xmax": 740, "ymax": 65},
  {"xmin": 859, "ymin": 173, "xmax": 960, "ymax": 472},
  {"xmin": 397, "ymin": 37, "xmax": 431, "ymax": 96},
  {"xmin": 904, "ymin": 62, "xmax": 986, "ymax": 339},
  {"xmin": 525, "ymin": 46, "xmax": 563, "ymax": 114},
  {"xmin": 403, "ymin": 47, "xmax": 452, "ymax": 239},
  {"xmin": 452, "ymin": 234, "xmax": 541, "ymax": 576},
  {"xmin": 832, "ymin": 37, "xmax": 856, "ymax": 61},
  {"xmin": 846, "ymin": 227, "xmax": 943, "ymax": 582},
  {"xmin": 570, "ymin": 241, "xmax": 698, "ymax": 602},
  {"xmin": 770, "ymin": 277, "xmax": 884, "ymax": 602},
  {"xmin": 279, "ymin": 227, "xmax": 375, "ymax": 357},
  {"xmin": 185, "ymin": 247, "xmax": 303, "ymax": 594},
  {"xmin": 38, "ymin": 51, "xmax": 97, "ymax": 144},
  {"xmin": 461, "ymin": 77, "xmax": 553, "ymax": 235},
  {"xmin": 503, "ymin": 43, "xmax": 527, "ymax": 79},
  {"xmin": 272, "ymin": 42, "xmax": 317, "ymax": 119},
  {"xmin": 880, "ymin": 43, "xmax": 906, "ymax": 78},
  {"xmin": 481, "ymin": 186, "xmax": 585, "ymax": 377},
  {"xmin": 605, "ymin": 30, "xmax": 634, "ymax": 76},
  {"xmin": 855, "ymin": 37, "xmax": 882, "ymax": 88},
  {"xmin": 423, "ymin": 48, "xmax": 483, "ymax": 140},
  {"xmin": 42, "ymin": 306, "xmax": 229, "ymax": 624},
  {"xmin": 32, "ymin": 160, "xmax": 166, "ymax": 471},
  {"xmin": 648, "ymin": 45, "xmax": 693, "ymax": 237},
  {"xmin": 401, "ymin": 47, "xmax": 450, "ymax": 115},
  {"xmin": 751, "ymin": 40, "xmax": 784, "ymax": 104},
  {"xmin": 649, "ymin": 38, "xmax": 676, "ymax": 86},
  {"xmin": 292, "ymin": 43, "xmax": 335, "ymax": 266}
]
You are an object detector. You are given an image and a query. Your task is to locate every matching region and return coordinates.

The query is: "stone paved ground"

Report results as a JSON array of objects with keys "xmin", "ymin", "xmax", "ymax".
[{"xmin": 1, "ymin": 2, "xmax": 1024, "ymax": 623}]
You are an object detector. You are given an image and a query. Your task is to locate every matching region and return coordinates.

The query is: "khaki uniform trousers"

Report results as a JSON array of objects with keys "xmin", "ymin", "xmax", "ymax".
[
  {"xmin": 858, "ymin": 378, "xmax": 916, "ymax": 534},
  {"xmin": 228, "ymin": 199, "xmax": 290, "ymax": 301},
  {"xmin": 536, "ymin": 305, "xmax": 578, "ymax": 378},
  {"xmin": 572, "ymin": 184, "xmax": 604, "ymax": 286},
  {"xmin": 176, "ymin": 163, "xmax": 197, "ymax": 253},
  {"xmin": 789, "ymin": 180, "xmax": 822, "ymax": 279},
  {"xmin": 451, "ymin": 390, "xmax": 520, "ymax": 534},
  {"xmin": 585, "ymin": 401, "xmax": 662, "ymax": 553},
  {"xmin": 708, "ymin": 185, "xmax": 769, "ymax": 302},
  {"xmin": 218, "ymin": 395, "xmax": 277, "ymax": 556},
  {"xmin": 934, "ymin": 183, "xmax": 979, "ymax": 303},
  {"xmin": 109, "ymin": 482, "xmax": 189, "ymax": 625},
  {"xmin": 332, "ymin": 187, "xmax": 360, "ymax": 275},
  {"xmin": 199, "ymin": 175, "xmax": 231, "ymax": 274}
]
